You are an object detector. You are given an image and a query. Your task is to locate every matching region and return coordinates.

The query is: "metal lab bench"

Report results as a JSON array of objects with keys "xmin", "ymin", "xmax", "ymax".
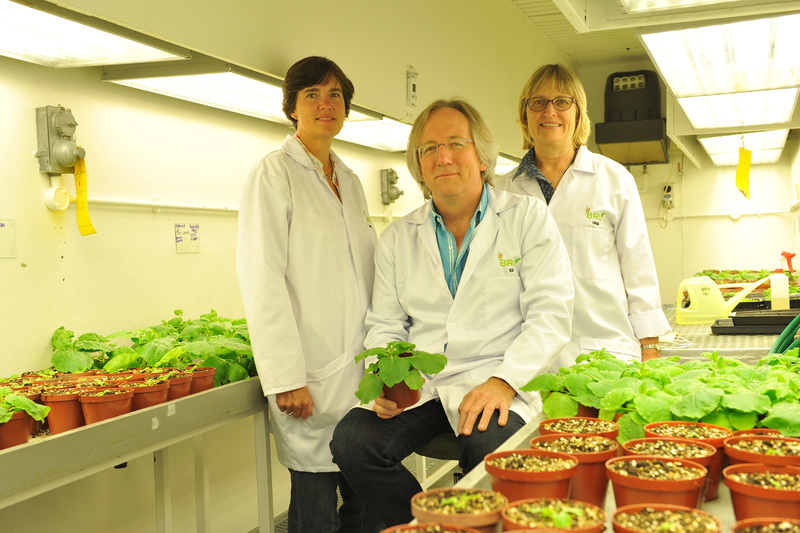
[
  {"xmin": 661, "ymin": 305, "xmax": 780, "ymax": 364},
  {"xmin": 453, "ymin": 414, "xmax": 739, "ymax": 532},
  {"xmin": 0, "ymin": 378, "xmax": 273, "ymax": 533}
]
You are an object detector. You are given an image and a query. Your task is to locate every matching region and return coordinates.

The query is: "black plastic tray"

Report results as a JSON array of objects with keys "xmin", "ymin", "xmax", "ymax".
[{"xmin": 711, "ymin": 318, "xmax": 790, "ymax": 335}]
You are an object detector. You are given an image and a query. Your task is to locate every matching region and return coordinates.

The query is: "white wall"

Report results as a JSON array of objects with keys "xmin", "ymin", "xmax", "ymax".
[{"xmin": 0, "ymin": 1, "xmax": 570, "ymax": 531}]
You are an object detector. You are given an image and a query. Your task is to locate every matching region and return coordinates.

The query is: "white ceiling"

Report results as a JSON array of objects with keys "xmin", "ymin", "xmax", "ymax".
[
  {"xmin": 506, "ymin": 0, "xmax": 800, "ymax": 67},
  {"xmin": 507, "ymin": 0, "xmax": 646, "ymax": 65}
]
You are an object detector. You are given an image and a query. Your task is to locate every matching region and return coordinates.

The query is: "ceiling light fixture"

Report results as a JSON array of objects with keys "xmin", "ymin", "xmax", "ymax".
[
  {"xmin": 102, "ymin": 56, "xmax": 411, "ymax": 152},
  {"xmin": 698, "ymin": 129, "xmax": 788, "ymax": 166},
  {"xmin": 0, "ymin": 0, "xmax": 189, "ymax": 67}
]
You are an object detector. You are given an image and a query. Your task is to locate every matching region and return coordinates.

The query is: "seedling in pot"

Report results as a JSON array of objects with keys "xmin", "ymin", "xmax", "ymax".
[{"xmin": 354, "ymin": 341, "xmax": 447, "ymax": 404}]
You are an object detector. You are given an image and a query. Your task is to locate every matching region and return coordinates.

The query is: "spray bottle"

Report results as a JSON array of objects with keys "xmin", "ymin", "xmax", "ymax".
[{"xmin": 771, "ymin": 254, "xmax": 790, "ymax": 310}]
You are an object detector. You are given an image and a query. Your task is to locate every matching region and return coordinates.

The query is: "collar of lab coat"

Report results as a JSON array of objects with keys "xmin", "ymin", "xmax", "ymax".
[
  {"xmin": 280, "ymin": 135, "xmax": 354, "ymax": 176},
  {"xmin": 570, "ymin": 145, "xmax": 598, "ymax": 175},
  {"xmin": 403, "ymin": 186, "xmax": 523, "ymax": 226}
]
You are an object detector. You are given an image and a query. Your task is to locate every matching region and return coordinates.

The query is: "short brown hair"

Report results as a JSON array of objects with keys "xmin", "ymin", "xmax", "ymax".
[
  {"xmin": 282, "ymin": 56, "xmax": 354, "ymax": 128},
  {"xmin": 406, "ymin": 99, "xmax": 500, "ymax": 200},
  {"xmin": 518, "ymin": 64, "xmax": 590, "ymax": 150}
]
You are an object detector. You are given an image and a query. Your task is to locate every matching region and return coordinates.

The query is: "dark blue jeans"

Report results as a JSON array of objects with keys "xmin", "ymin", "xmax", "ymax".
[
  {"xmin": 288, "ymin": 469, "xmax": 384, "ymax": 533},
  {"xmin": 330, "ymin": 400, "xmax": 524, "ymax": 529}
]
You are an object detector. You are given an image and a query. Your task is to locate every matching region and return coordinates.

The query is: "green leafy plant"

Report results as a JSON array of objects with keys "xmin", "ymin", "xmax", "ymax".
[
  {"xmin": 0, "ymin": 386, "xmax": 50, "ymax": 424},
  {"xmin": 50, "ymin": 309, "xmax": 255, "ymax": 387},
  {"xmin": 522, "ymin": 349, "xmax": 800, "ymax": 442},
  {"xmin": 354, "ymin": 341, "xmax": 447, "ymax": 404},
  {"xmin": 527, "ymin": 502, "xmax": 585, "ymax": 529}
]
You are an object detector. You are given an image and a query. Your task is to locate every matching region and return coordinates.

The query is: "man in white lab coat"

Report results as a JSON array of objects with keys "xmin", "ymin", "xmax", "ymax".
[{"xmin": 331, "ymin": 98, "xmax": 574, "ymax": 529}]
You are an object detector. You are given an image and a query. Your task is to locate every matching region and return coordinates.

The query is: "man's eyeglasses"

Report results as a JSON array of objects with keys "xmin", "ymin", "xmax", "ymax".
[
  {"xmin": 417, "ymin": 137, "xmax": 474, "ymax": 160},
  {"xmin": 526, "ymin": 97, "xmax": 576, "ymax": 112}
]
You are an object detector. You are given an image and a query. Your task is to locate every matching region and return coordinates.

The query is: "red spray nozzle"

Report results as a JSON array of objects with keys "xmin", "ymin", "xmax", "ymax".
[{"xmin": 782, "ymin": 251, "xmax": 795, "ymax": 274}]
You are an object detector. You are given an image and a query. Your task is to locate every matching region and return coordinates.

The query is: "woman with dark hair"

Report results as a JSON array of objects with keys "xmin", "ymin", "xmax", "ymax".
[
  {"xmin": 495, "ymin": 63, "xmax": 669, "ymax": 368},
  {"xmin": 237, "ymin": 56, "xmax": 379, "ymax": 532}
]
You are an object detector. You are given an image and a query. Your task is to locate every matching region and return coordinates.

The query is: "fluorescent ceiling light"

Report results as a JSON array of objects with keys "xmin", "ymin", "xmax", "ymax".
[
  {"xmin": 338, "ymin": 118, "xmax": 411, "ymax": 152},
  {"xmin": 708, "ymin": 149, "xmax": 782, "ymax": 167},
  {"xmin": 0, "ymin": 0, "xmax": 188, "ymax": 67},
  {"xmin": 698, "ymin": 129, "xmax": 788, "ymax": 154},
  {"xmin": 620, "ymin": 0, "xmax": 737, "ymax": 13},
  {"xmin": 677, "ymin": 88, "xmax": 797, "ymax": 129},
  {"xmin": 641, "ymin": 13, "xmax": 800, "ymax": 97},
  {"xmin": 495, "ymin": 155, "xmax": 521, "ymax": 177},
  {"xmin": 699, "ymin": 129, "xmax": 788, "ymax": 166},
  {"xmin": 103, "ymin": 59, "xmax": 410, "ymax": 152}
]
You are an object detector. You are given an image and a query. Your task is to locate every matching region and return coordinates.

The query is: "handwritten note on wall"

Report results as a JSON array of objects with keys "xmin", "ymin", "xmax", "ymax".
[{"xmin": 175, "ymin": 223, "xmax": 200, "ymax": 254}]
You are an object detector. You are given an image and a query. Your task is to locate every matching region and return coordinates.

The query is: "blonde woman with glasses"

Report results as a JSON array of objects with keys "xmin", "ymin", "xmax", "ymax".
[{"xmin": 495, "ymin": 63, "xmax": 670, "ymax": 367}]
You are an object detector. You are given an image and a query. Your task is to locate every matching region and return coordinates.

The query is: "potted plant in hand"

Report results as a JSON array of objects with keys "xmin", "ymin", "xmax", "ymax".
[{"xmin": 355, "ymin": 341, "xmax": 447, "ymax": 409}]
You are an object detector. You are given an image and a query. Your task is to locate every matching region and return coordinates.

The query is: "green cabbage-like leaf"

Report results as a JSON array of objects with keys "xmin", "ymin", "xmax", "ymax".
[
  {"xmin": 762, "ymin": 402, "xmax": 800, "ymax": 436},
  {"xmin": 355, "ymin": 372, "xmax": 384, "ymax": 404},
  {"xmin": 52, "ymin": 347, "xmax": 93, "ymax": 373},
  {"xmin": 408, "ymin": 351, "xmax": 447, "ymax": 375},
  {"xmin": 670, "ymin": 388, "xmax": 724, "ymax": 419},
  {"xmin": 378, "ymin": 356, "xmax": 412, "ymax": 387},
  {"xmin": 542, "ymin": 392, "xmax": 579, "ymax": 419},
  {"xmin": 721, "ymin": 390, "xmax": 771, "ymax": 414}
]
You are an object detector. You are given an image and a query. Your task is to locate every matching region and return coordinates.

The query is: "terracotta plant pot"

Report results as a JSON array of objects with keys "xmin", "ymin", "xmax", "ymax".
[
  {"xmin": 379, "ymin": 523, "xmax": 481, "ymax": 533},
  {"xmin": 530, "ymin": 433, "xmax": 619, "ymax": 507},
  {"xmin": 166, "ymin": 374, "xmax": 193, "ymax": 400},
  {"xmin": 410, "ymin": 488, "xmax": 506, "ymax": 533},
  {"xmin": 724, "ymin": 435, "xmax": 800, "ymax": 467},
  {"xmin": 188, "ymin": 367, "xmax": 216, "ymax": 393},
  {"xmin": 484, "ymin": 448, "xmax": 578, "ymax": 503},
  {"xmin": 612, "ymin": 503, "xmax": 721, "ymax": 533},
  {"xmin": 733, "ymin": 428, "xmax": 781, "ymax": 437},
  {"xmin": 0, "ymin": 411, "xmax": 32, "ymax": 450},
  {"xmin": 501, "ymin": 498, "xmax": 605, "ymax": 533},
  {"xmin": 723, "ymin": 463, "xmax": 800, "ymax": 521},
  {"xmin": 644, "ymin": 421, "xmax": 732, "ymax": 501},
  {"xmin": 621, "ymin": 436, "xmax": 717, "ymax": 499},
  {"xmin": 41, "ymin": 389, "xmax": 86, "ymax": 434},
  {"xmin": 605, "ymin": 455, "xmax": 707, "ymax": 509},
  {"xmin": 382, "ymin": 381, "xmax": 421, "ymax": 409},
  {"xmin": 539, "ymin": 417, "xmax": 619, "ymax": 440},
  {"xmin": 79, "ymin": 389, "xmax": 133, "ymax": 424},
  {"xmin": 732, "ymin": 517, "xmax": 800, "ymax": 533},
  {"xmin": 119, "ymin": 381, "xmax": 170, "ymax": 411}
]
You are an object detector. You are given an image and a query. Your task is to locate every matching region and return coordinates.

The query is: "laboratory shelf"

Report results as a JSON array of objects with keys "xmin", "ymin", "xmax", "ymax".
[{"xmin": 0, "ymin": 377, "xmax": 273, "ymax": 533}]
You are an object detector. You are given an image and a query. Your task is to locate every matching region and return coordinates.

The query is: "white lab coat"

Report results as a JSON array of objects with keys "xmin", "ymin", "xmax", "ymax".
[
  {"xmin": 364, "ymin": 187, "xmax": 574, "ymax": 432},
  {"xmin": 495, "ymin": 145, "xmax": 670, "ymax": 369},
  {"xmin": 236, "ymin": 135, "xmax": 377, "ymax": 471}
]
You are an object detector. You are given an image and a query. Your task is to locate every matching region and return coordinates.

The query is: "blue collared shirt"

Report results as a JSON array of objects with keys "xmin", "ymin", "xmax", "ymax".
[
  {"xmin": 431, "ymin": 183, "xmax": 489, "ymax": 297},
  {"xmin": 514, "ymin": 148, "xmax": 555, "ymax": 204}
]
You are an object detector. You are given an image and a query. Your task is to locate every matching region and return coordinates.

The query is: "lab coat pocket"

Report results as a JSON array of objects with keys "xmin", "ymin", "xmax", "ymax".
[
  {"xmin": 301, "ymin": 351, "xmax": 361, "ymax": 430},
  {"xmin": 484, "ymin": 277, "xmax": 523, "ymax": 332},
  {"xmin": 572, "ymin": 226, "xmax": 612, "ymax": 280}
]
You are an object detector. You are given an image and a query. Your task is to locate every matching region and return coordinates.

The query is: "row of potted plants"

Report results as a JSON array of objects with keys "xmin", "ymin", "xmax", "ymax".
[
  {"xmin": 384, "ymin": 416, "xmax": 800, "ymax": 532},
  {"xmin": 0, "ymin": 309, "xmax": 258, "ymax": 451},
  {"xmin": 0, "ymin": 365, "xmax": 217, "ymax": 450}
]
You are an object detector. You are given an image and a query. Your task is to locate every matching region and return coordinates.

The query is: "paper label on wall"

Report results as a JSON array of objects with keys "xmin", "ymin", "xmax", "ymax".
[
  {"xmin": 0, "ymin": 220, "xmax": 16, "ymax": 258},
  {"xmin": 175, "ymin": 223, "xmax": 200, "ymax": 253}
]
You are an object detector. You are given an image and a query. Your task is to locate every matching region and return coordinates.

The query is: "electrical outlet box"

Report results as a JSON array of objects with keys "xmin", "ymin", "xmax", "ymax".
[
  {"xmin": 406, "ymin": 66, "xmax": 418, "ymax": 110},
  {"xmin": 35, "ymin": 105, "xmax": 85, "ymax": 175},
  {"xmin": 662, "ymin": 184, "xmax": 675, "ymax": 209}
]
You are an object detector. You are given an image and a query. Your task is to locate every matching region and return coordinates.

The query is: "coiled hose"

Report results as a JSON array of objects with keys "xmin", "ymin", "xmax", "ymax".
[{"xmin": 770, "ymin": 312, "xmax": 800, "ymax": 354}]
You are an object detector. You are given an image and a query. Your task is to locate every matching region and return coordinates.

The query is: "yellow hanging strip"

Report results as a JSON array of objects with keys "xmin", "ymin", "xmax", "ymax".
[
  {"xmin": 73, "ymin": 154, "xmax": 97, "ymax": 235},
  {"xmin": 735, "ymin": 145, "xmax": 751, "ymax": 200}
]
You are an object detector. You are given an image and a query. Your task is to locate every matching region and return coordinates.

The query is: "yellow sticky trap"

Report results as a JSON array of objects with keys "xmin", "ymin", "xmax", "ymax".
[
  {"xmin": 73, "ymin": 156, "xmax": 97, "ymax": 236},
  {"xmin": 735, "ymin": 146, "xmax": 751, "ymax": 199}
]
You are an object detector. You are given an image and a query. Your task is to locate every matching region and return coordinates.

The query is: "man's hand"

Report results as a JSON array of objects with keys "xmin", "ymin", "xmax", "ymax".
[
  {"xmin": 372, "ymin": 391, "xmax": 405, "ymax": 419},
  {"xmin": 275, "ymin": 386, "xmax": 314, "ymax": 419},
  {"xmin": 457, "ymin": 377, "xmax": 516, "ymax": 436}
]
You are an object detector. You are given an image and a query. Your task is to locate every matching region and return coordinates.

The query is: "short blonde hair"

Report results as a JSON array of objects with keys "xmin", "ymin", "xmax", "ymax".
[
  {"xmin": 518, "ymin": 64, "xmax": 590, "ymax": 151},
  {"xmin": 406, "ymin": 98, "xmax": 500, "ymax": 200}
]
